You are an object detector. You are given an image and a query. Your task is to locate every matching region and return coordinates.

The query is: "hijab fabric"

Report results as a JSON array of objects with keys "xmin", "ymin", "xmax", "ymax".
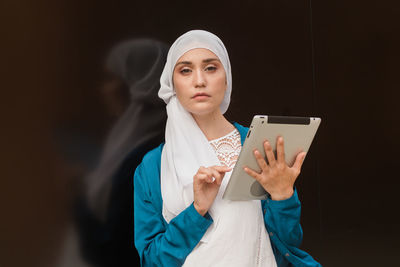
[{"xmin": 158, "ymin": 30, "xmax": 232, "ymax": 223}]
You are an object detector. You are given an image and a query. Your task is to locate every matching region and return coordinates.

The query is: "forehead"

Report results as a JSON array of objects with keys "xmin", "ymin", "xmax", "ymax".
[{"xmin": 175, "ymin": 48, "xmax": 219, "ymax": 63}]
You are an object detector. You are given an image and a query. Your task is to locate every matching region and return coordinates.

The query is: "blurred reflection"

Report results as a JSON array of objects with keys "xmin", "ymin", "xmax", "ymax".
[{"xmin": 57, "ymin": 38, "xmax": 168, "ymax": 267}]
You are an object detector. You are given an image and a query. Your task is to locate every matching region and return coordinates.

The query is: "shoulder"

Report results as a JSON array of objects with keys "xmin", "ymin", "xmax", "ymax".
[
  {"xmin": 140, "ymin": 143, "xmax": 164, "ymax": 168},
  {"xmin": 232, "ymin": 121, "xmax": 249, "ymax": 132},
  {"xmin": 232, "ymin": 121, "xmax": 249, "ymax": 144},
  {"xmin": 134, "ymin": 143, "xmax": 164, "ymax": 199},
  {"xmin": 134, "ymin": 143, "xmax": 164, "ymax": 183}
]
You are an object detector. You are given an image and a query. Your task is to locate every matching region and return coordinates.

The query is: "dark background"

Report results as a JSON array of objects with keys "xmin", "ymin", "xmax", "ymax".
[{"xmin": 1, "ymin": 0, "xmax": 399, "ymax": 266}]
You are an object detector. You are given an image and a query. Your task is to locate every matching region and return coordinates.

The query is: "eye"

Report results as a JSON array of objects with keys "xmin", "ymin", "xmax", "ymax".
[
  {"xmin": 205, "ymin": 66, "xmax": 217, "ymax": 71},
  {"xmin": 179, "ymin": 68, "xmax": 191, "ymax": 74}
]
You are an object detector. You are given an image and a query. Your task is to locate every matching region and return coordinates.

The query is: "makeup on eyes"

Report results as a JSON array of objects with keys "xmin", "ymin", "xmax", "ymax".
[{"xmin": 178, "ymin": 64, "xmax": 218, "ymax": 75}]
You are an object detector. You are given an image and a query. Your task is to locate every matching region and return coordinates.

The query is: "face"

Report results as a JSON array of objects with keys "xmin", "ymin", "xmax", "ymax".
[{"xmin": 172, "ymin": 48, "xmax": 227, "ymax": 116}]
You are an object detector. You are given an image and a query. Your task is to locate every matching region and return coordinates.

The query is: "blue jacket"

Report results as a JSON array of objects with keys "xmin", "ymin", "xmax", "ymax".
[{"xmin": 134, "ymin": 122, "xmax": 322, "ymax": 266}]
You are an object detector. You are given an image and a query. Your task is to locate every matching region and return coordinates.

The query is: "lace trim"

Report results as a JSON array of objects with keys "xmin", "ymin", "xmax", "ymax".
[{"xmin": 209, "ymin": 128, "xmax": 241, "ymax": 168}]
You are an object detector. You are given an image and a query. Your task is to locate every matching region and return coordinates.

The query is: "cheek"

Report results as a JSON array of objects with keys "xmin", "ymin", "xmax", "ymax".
[
  {"xmin": 173, "ymin": 76, "xmax": 190, "ymax": 107},
  {"xmin": 174, "ymin": 83, "xmax": 187, "ymax": 100},
  {"xmin": 172, "ymin": 74, "xmax": 184, "ymax": 96},
  {"xmin": 215, "ymin": 74, "xmax": 227, "ymax": 95}
]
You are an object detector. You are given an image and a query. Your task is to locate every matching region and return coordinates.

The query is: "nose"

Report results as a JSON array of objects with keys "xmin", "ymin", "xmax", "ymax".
[{"xmin": 193, "ymin": 68, "xmax": 206, "ymax": 88}]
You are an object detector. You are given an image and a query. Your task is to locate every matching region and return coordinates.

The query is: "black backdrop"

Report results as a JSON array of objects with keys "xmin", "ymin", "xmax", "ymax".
[{"xmin": 1, "ymin": 0, "xmax": 400, "ymax": 266}]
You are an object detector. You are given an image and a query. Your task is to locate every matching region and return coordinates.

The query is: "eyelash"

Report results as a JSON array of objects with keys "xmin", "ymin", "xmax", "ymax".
[
  {"xmin": 179, "ymin": 66, "xmax": 217, "ymax": 74},
  {"xmin": 180, "ymin": 68, "xmax": 191, "ymax": 74}
]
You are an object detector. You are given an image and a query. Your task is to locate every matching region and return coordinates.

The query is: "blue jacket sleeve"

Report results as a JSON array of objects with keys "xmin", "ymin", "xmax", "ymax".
[
  {"xmin": 263, "ymin": 189, "xmax": 322, "ymax": 267},
  {"xmin": 134, "ymin": 160, "xmax": 213, "ymax": 267}
]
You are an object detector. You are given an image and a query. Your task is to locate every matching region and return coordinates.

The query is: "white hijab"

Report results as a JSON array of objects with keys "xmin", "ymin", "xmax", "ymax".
[{"xmin": 158, "ymin": 30, "xmax": 232, "ymax": 222}]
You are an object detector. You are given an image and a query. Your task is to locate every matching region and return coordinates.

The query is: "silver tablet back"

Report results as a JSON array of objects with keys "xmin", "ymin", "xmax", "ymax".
[{"xmin": 223, "ymin": 115, "xmax": 321, "ymax": 200}]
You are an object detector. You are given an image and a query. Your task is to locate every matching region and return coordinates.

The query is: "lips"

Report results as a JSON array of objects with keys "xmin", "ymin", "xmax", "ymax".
[{"xmin": 192, "ymin": 92, "xmax": 210, "ymax": 98}]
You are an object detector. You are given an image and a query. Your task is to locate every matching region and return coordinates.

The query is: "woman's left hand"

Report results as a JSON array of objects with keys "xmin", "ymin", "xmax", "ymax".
[{"xmin": 243, "ymin": 136, "xmax": 307, "ymax": 201}]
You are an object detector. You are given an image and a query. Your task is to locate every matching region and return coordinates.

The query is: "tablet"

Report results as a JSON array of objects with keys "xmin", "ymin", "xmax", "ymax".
[{"xmin": 222, "ymin": 115, "xmax": 321, "ymax": 200}]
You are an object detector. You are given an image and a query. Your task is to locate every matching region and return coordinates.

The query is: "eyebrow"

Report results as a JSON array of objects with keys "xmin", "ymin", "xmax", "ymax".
[{"xmin": 175, "ymin": 58, "xmax": 220, "ymax": 66}]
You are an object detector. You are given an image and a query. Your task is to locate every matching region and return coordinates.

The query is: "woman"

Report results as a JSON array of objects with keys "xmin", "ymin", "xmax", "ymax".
[{"xmin": 134, "ymin": 30, "xmax": 321, "ymax": 267}]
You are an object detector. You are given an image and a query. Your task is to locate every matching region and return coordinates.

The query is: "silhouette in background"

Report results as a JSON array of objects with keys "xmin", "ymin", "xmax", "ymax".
[{"xmin": 73, "ymin": 38, "xmax": 168, "ymax": 266}]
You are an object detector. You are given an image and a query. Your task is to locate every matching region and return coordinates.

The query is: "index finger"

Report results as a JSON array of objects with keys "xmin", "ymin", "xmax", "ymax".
[
  {"xmin": 211, "ymin": 165, "xmax": 232, "ymax": 173},
  {"xmin": 208, "ymin": 167, "xmax": 224, "ymax": 185}
]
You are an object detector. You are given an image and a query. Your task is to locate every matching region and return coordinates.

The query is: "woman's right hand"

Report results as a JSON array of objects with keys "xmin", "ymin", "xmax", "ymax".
[{"xmin": 193, "ymin": 165, "xmax": 231, "ymax": 216}]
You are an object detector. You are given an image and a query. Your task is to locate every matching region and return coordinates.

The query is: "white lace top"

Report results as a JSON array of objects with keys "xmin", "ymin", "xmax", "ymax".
[
  {"xmin": 209, "ymin": 128, "xmax": 241, "ymax": 168},
  {"xmin": 182, "ymin": 128, "xmax": 277, "ymax": 267}
]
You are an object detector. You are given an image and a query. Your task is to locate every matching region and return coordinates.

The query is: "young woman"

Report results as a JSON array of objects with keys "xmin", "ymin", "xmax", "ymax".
[{"xmin": 134, "ymin": 30, "xmax": 321, "ymax": 267}]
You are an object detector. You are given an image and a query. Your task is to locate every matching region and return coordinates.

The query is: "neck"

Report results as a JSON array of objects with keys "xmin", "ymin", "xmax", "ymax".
[{"xmin": 192, "ymin": 109, "xmax": 235, "ymax": 141}]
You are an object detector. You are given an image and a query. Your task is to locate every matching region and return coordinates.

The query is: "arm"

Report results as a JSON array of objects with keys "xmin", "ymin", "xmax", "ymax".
[
  {"xmin": 263, "ymin": 188, "xmax": 302, "ymax": 248},
  {"xmin": 134, "ymin": 162, "xmax": 213, "ymax": 267},
  {"xmin": 262, "ymin": 190, "xmax": 322, "ymax": 267}
]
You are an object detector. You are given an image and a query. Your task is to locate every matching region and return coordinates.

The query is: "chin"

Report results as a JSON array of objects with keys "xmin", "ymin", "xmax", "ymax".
[
  {"xmin": 188, "ymin": 105, "xmax": 220, "ymax": 117},
  {"xmin": 180, "ymin": 97, "xmax": 223, "ymax": 117}
]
